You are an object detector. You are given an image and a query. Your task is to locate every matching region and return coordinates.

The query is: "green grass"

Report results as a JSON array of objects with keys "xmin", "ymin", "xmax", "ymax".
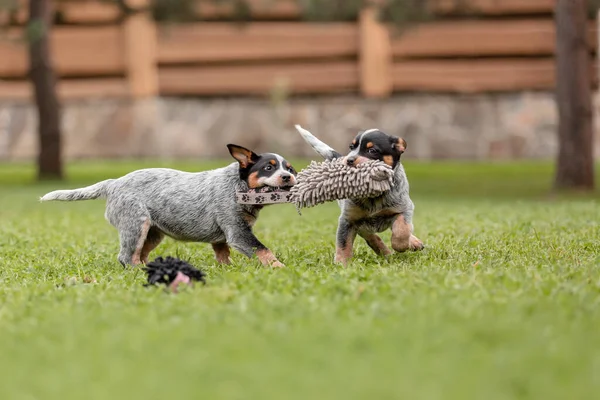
[{"xmin": 0, "ymin": 160, "xmax": 599, "ymax": 400}]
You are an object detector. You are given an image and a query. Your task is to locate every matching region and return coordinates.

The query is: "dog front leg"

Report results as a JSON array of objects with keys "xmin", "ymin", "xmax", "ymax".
[
  {"xmin": 211, "ymin": 242, "xmax": 231, "ymax": 264},
  {"xmin": 334, "ymin": 218, "xmax": 357, "ymax": 266},
  {"xmin": 391, "ymin": 214, "xmax": 424, "ymax": 252},
  {"xmin": 225, "ymin": 227, "xmax": 284, "ymax": 268},
  {"xmin": 403, "ymin": 209, "xmax": 425, "ymax": 251}
]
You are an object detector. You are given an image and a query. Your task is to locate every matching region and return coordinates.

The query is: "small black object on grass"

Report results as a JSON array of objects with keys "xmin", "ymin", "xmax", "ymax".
[{"xmin": 144, "ymin": 256, "xmax": 206, "ymax": 292}]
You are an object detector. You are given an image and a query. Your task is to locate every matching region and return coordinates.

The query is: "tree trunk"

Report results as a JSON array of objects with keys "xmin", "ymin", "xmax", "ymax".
[
  {"xmin": 28, "ymin": 0, "xmax": 62, "ymax": 180},
  {"xmin": 554, "ymin": 0, "xmax": 595, "ymax": 190}
]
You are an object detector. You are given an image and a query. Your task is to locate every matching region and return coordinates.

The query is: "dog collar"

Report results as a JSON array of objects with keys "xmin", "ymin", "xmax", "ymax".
[{"xmin": 236, "ymin": 187, "xmax": 294, "ymax": 205}]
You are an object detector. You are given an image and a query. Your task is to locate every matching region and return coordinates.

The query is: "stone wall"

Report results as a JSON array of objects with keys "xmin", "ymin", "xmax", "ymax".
[{"xmin": 1, "ymin": 92, "xmax": 600, "ymax": 161}]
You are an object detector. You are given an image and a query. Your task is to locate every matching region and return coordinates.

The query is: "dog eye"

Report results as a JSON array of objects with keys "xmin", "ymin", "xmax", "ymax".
[
  {"xmin": 264, "ymin": 165, "xmax": 273, "ymax": 171},
  {"xmin": 367, "ymin": 147, "xmax": 378, "ymax": 154}
]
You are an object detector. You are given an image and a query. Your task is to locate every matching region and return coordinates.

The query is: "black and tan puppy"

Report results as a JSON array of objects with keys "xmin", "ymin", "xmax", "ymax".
[{"xmin": 295, "ymin": 125, "xmax": 424, "ymax": 266}]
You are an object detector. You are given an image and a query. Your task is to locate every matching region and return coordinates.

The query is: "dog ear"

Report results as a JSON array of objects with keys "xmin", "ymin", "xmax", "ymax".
[
  {"xmin": 390, "ymin": 137, "xmax": 407, "ymax": 153},
  {"xmin": 227, "ymin": 144, "xmax": 259, "ymax": 168}
]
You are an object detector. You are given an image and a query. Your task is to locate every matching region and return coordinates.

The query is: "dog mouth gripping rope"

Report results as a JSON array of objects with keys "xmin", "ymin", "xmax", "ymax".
[{"xmin": 236, "ymin": 158, "xmax": 395, "ymax": 213}]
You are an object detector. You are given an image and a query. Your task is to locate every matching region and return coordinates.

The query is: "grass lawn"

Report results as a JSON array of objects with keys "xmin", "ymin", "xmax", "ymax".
[{"xmin": 0, "ymin": 159, "xmax": 599, "ymax": 400}]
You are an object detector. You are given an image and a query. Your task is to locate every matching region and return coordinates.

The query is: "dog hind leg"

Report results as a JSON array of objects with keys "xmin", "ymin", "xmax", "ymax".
[
  {"xmin": 140, "ymin": 227, "xmax": 165, "ymax": 264},
  {"xmin": 117, "ymin": 217, "xmax": 151, "ymax": 266}
]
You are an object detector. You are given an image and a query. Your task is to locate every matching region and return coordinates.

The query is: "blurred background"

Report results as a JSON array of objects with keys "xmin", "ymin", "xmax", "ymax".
[{"xmin": 0, "ymin": 0, "xmax": 598, "ymax": 193}]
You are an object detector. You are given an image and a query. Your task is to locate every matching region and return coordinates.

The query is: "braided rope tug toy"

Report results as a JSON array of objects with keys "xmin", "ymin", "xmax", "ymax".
[{"xmin": 236, "ymin": 158, "xmax": 395, "ymax": 213}]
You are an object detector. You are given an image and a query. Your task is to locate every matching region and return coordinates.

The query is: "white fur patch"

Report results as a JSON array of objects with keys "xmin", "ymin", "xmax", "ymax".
[{"xmin": 294, "ymin": 125, "xmax": 336, "ymax": 159}]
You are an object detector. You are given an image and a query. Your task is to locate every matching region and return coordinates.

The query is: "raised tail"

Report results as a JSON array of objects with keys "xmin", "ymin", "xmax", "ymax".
[
  {"xmin": 294, "ymin": 125, "xmax": 342, "ymax": 161},
  {"xmin": 39, "ymin": 179, "xmax": 114, "ymax": 202}
]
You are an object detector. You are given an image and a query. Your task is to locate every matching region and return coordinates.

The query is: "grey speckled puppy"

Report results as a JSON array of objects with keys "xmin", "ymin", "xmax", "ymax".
[
  {"xmin": 40, "ymin": 145, "xmax": 297, "ymax": 268},
  {"xmin": 294, "ymin": 125, "xmax": 424, "ymax": 266}
]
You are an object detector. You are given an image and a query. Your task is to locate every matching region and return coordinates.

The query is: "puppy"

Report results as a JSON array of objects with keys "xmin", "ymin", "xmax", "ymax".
[
  {"xmin": 294, "ymin": 125, "xmax": 424, "ymax": 266},
  {"xmin": 40, "ymin": 145, "xmax": 297, "ymax": 268}
]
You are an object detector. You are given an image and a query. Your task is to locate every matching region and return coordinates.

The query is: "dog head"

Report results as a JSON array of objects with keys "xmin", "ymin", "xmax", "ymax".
[
  {"xmin": 227, "ymin": 144, "xmax": 297, "ymax": 189},
  {"xmin": 344, "ymin": 129, "xmax": 407, "ymax": 169}
]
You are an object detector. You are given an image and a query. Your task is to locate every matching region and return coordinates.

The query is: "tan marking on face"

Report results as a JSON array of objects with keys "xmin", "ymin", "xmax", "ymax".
[
  {"xmin": 269, "ymin": 159, "xmax": 276, "ymax": 165},
  {"xmin": 383, "ymin": 155, "xmax": 393, "ymax": 167},
  {"xmin": 248, "ymin": 171, "xmax": 261, "ymax": 189},
  {"xmin": 285, "ymin": 162, "xmax": 291, "ymax": 169},
  {"xmin": 366, "ymin": 142, "xmax": 374, "ymax": 149},
  {"xmin": 395, "ymin": 138, "xmax": 407, "ymax": 153}
]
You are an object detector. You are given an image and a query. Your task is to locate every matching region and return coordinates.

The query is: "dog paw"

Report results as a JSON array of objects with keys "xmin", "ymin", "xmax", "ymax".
[
  {"xmin": 409, "ymin": 235, "xmax": 425, "ymax": 251},
  {"xmin": 333, "ymin": 256, "xmax": 350, "ymax": 267},
  {"xmin": 270, "ymin": 260, "xmax": 285, "ymax": 268},
  {"xmin": 215, "ymin": 257, "xmax": 232, "ymax": 265},
  {"xmin": 381, "ymin": 248, "xmax": 393, "ymax": 257}
]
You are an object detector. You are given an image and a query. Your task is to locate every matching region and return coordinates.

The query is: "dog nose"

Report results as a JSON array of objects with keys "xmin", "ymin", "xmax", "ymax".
[
  {"xmin": 281, "ymin": 175, "xmax": 291, "ymax": 183},
  {"xmin": 346, "ymin": 157, "xmax": 356, "ymax": 166}
]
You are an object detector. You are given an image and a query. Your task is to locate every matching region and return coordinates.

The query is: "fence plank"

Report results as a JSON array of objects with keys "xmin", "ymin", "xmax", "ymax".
[
  {"xmin": 159, "ymin": 62, "xmax": 358, "ymax": 95},
  {"xmin": 123, "ymin": 0, "xmax": 158, "ymax": 98},
  {"xmin": 157, "ymin": 22, "xmax": 357, "ymax": 64},
  {"xmin": 393, "ymin": 59, "xmax": 558, "ymax": 92},
  {"xmin": 196, "ymin": 0, "xmax": 555, "ymax": 19},
  {"xmin": 196, "ymin": 0, "xmax": 300, "ymax": 19},
  {"xmin": 0, "ymin": 0, "xmax": 558, "ymax": 27},
  {"xmin": 392, "ymin": 19, "xmax": 596, "ymax": 58},
  {"xmin": 58, "ymin": 1, "xmax": 121, "ymax": 24},
  {"xmin": 200, "ymin": 0, "xmax": 555, "ymax": 19},
  {"xmin": 0, "ymin": 78, "xmax": 129, "ymax": 101},
  {"xmin": 432, "ymin": 0, "xmax": 553, "ymax": 15},
  {"xmin": 359, "ymin": 8, "xmax": 392, "ymax": 97},
  {"xmin": 0, "ymin": 26, "xmax": 125, "ymax": 77},
  {"xmin": 184, "ymin": 0, "xmax": 558, "ymax": 20}
]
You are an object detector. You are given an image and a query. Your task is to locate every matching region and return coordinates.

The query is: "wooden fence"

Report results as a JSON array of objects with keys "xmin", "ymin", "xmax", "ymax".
[{"xmin": 0, "ymin": 0, "xmax": 597, "ymax": 101}]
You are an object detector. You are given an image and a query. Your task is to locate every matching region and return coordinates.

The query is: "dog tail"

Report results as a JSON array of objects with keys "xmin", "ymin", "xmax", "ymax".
[
  {"xmin": 39, "ymin": 179, "xmax": 114, "ymax": 202},
  {"xmin": 294, "ymin": 125, "xmax": 342, "ymax": 161}
]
